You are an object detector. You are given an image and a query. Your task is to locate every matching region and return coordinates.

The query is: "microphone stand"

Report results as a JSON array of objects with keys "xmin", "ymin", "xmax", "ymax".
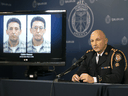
[
  {"xmin": 54, "ymin": 54, "xmax": 87, "ymax": 82},
  {"xmin": 56, "ymin": 63, "xmax": 79, "ymax": 78}
]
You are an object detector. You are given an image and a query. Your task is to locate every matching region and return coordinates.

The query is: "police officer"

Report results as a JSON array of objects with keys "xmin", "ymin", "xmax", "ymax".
[{"xmin": 72, "ymin": 30, "xmax": 127, "ymax": 83}]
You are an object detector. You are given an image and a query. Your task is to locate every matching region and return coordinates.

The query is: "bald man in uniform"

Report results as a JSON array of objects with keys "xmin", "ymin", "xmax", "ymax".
[{"xmin": 72, "ymin": 30, "xmax": 127, "ymax": 83}]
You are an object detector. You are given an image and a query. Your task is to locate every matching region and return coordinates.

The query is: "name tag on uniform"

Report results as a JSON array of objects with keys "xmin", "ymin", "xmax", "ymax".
[{"xmin": 101, "ymin": 66, "xmax": 111, "ymax": 69}]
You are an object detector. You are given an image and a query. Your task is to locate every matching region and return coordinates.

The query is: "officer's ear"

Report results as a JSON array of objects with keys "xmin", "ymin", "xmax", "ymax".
[{"xmin": 105, "ymin": 38, "xmax": 108, "ymax": 44}]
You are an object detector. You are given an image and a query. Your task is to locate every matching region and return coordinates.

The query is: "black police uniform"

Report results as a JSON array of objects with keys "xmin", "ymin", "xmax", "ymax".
[{"xmin": 76, "ymin": 45, "xmax": 127, "ymax": 83}]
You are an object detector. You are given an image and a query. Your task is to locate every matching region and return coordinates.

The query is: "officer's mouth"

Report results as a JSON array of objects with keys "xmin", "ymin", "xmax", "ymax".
[{"xmin": 93, "ymin": 46, "xmax": 99, "ymax": 49}]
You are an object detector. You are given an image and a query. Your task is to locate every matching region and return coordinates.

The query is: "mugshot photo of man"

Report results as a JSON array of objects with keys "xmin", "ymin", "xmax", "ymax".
[
  {"xmin": 3, "ymin": 17, "xmax": 26, "ymax": 53},
  {"xmin": 27, "ymin": 16, "xmax": 51, "ymax": 53},
  {"xmin": 72, "ymin": 30, "xmax": 127, "ymax": 84}
]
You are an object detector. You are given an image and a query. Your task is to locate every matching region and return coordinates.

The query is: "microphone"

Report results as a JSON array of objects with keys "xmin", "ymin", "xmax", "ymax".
[
  {"xmin": 56, "ymin": 54, "xmax": 87, "ymax": 78},
  {"xmin": 72, "ymin": 54, "xmax": 87, "ymax": 66}
]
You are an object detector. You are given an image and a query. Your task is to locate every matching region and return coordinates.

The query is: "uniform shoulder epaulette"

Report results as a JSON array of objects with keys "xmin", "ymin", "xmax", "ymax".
[
  {"xmin": 86, "ymin": 49, "xmax": 94, "ymax": 53},
  {"xmin": 111, "ymin": 48, "xmax": 118, "ymax": 52},
  {"xmin": 110, "ymin": 48, "xmax": 127, "ymax": 71}
]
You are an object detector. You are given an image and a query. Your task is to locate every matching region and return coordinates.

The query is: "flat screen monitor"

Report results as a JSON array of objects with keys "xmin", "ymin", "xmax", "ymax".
[{"xmin": 0, "ymin": 10, "xmax": 66, "ymax": 66}]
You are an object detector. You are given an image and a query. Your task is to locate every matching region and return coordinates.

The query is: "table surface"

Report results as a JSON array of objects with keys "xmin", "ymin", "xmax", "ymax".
[{"xmin": 1, "ymin": 79, "xmax": 128, "ymax": 96}]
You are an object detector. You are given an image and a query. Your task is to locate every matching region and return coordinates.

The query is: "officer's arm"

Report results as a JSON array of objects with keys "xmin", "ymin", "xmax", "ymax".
[
  {"xmin": 75, "ymin": 59, "xmax": 88, "ymax": 76},
  {"xmin": 97, "ymin": 52, "xmax": 125, "ymax": 83}
]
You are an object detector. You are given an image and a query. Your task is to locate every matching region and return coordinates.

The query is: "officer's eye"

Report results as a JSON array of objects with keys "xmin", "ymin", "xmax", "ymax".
[
  {"xmin": 96, "ymin": 38, "xmax": 101, "ymax": 41},
  {"xmin": 90, "ymin": 40, "xmax": 94, "ymax": 42}
]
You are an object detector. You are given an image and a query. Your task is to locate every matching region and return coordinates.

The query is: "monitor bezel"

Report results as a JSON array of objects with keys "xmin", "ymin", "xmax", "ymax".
[{"xmin": 0, "ymin": 10, "xmax": 66, "ymax": 66}]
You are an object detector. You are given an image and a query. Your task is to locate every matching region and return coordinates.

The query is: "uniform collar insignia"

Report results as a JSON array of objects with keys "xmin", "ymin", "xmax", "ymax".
[{"xmin": 105, "ymin": 52, "xmax": 108, "ymax": 55}]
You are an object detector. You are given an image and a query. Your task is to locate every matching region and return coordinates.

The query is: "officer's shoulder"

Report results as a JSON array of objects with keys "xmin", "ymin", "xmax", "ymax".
[
  {"xmin": 110, "ymin": 48, "xmax": 126, "ymax": 62},
  {"xmin": 110, "ymin": 47, "xmax": 127, "ymax": 71},
  {"xmin": 111, "ymin": 48, "xmax": 124, "ymax": 55},
  {"xmin": 86, "ymin": 49, "xmax": 94, "ymax": 54}
]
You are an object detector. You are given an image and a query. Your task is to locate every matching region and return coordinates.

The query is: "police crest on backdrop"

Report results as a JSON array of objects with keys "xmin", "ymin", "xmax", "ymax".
[
  {"xmin": 60, "ymin": 0, "xmax": 65, "ymax": 6},
  {"xmin": 32, "ymin": 0, "xmax": 37, "ymax": 8},
  {"xmin": 68, "ymin": 0, "xmax": 94, "ymax": 38},
  {"xmin": 105, "ymin": 15, "xmax": 111, "ymax": 24},
  {"xmin": 89, "ymin": 0, "xmax": 95, "ymax": 4},
  {"xmin": 122, "ymin": 36, "xmax": 128, "ymax": 45},
  {"xmin": 32, "ymin": 0, "xmax": 47, "ymax": 8}
]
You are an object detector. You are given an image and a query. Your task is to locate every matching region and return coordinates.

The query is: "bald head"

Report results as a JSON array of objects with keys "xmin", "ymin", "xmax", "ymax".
[
  {"xmin": 90, "ymin": 30, "xmax": 108, "ymax": 54},
  {"xmin": 91, "ymin": 30, "xmax": 106, "ymax": 39}
]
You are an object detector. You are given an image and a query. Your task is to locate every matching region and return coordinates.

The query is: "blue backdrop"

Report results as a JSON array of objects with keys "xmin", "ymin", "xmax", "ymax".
[{"xmin": 0, "ymin": 0, "xmax": 128, "ymax": 81}]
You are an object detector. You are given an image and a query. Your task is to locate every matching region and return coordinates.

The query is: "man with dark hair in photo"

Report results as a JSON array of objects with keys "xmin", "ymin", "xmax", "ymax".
[
  {"xmin": 4, "ymin": 17, "xmax": 26, "ymax": 53},
  {"xmin": 72, "ymin": 30, "xmax": 127, "ymax": 83},
  {"xmin": 27, "ymin": 16, "xmax": 50, "ymax": 53}
]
